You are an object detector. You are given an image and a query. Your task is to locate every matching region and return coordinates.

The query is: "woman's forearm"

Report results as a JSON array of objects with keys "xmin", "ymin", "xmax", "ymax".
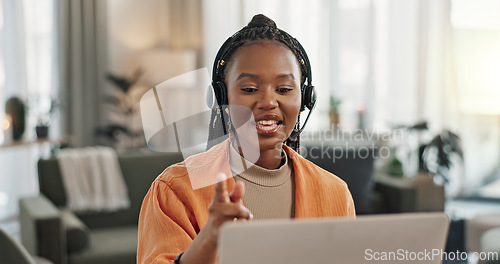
[
  {"xmin": 178, "ymin": 225, "xmax": 218, "ymax": 264},
  {"xmin": 179, "ymin": 179, "xmax": 250, "ymax": 264}
]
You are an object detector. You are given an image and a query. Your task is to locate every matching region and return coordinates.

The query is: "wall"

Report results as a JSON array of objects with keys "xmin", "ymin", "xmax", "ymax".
[
  {"xmin": 107, "ymin": 0, "xmax": 203, "ymax": 77},
  {"xmin": 104, "ymin": 0, "xmax": 202, "ymax": 150},
  {"xmin": 107, "ymin": 0, "xmax": 167, "ymax": 77}
]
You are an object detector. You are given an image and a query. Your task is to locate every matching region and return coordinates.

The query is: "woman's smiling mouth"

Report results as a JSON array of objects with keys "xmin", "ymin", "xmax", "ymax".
[{"xmin": 253, "ymin": 115, "xmax": 283, "ymax": 135}]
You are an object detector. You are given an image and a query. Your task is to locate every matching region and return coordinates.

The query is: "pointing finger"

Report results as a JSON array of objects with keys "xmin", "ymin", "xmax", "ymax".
[
  {"xmin": 229, "ymin": 181, "xmax": 245, "ymax": 203},
  {"xmin": 214, "ymin": 173, "xmax": 230, "ymax": 203}
]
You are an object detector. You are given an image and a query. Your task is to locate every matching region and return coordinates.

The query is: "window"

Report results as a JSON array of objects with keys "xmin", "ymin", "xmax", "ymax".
[
  {"xmin": 0, "ymin": 0, "xmax": 56, "ymax": 226},
  {"xmin": 450, "ymin": 0, "xmax": 500, "ymax": 197},
  {"xmin": 203, "ymin": 0, "xmax": 500, "ymax": 198}
]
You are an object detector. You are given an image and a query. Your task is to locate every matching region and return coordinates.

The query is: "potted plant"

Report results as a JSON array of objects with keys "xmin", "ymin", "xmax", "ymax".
[
  {"xmin": 422, "ymin": 130, "xmax": 464, "ymax": 198},
  {"xmin": 30, "ymin": 96, "xmax": 61, "ymax": 139},
  {"xmin": 329, "ymin": 96, "xmax": 341, "ymax": 128},
  {"xmin": 95, "ymin": 69, "xmax": 145, "ymax": 149}
]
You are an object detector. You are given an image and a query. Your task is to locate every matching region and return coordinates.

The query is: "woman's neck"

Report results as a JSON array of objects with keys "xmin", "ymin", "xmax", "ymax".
[
  {"xmin": 230, "ymin": 138, "xmax": 284, "ymax": 170},
  {"xmin": 255, "ymin": 147, "xmax": 284, "ymax": 169},
  {"xmin": 232, "ymin": 140, "xmax": 283, "ymax": 170}
]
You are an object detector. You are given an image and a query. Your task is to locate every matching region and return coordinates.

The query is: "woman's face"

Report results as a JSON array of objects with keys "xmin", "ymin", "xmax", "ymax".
[{"xmin": 226, "ymin": 40, "xmax": 302, "ymax": 152}]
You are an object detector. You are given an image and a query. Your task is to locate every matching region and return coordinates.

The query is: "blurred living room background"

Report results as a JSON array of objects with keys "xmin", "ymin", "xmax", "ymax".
[{"xmin": 1, "ymin": 0, "xmax": 500, "ymax": 263}]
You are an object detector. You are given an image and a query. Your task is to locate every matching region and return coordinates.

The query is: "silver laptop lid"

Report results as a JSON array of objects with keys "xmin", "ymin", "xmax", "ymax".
[{"xmin": 218, "ymin": 213, "xmax": 449, "ymax": 264}]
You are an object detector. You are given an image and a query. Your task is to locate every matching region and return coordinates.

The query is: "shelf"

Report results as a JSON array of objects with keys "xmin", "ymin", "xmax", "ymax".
[{"xmin": 0, "ymin": 137, "xmax": 70, "ymax": 149}]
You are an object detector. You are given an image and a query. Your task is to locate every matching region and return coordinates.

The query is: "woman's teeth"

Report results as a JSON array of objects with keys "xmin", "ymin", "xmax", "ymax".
[
  {"xmin": 256, "ymin": 120, "xmax": 280, "ymax": 131},
  {"xmin": 257, "ymin": 120, "xmax": 277, "ymax": 125}
]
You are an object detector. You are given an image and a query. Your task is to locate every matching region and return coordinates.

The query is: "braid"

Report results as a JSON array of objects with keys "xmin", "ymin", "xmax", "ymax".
[
  {"xmin": 206, "ymin": 106, "xmax": 232, "ymax": 150},
  {"xmin": 207, "ymin": 14, "xmax": 306, "ymax": 153},
  {"xmin": 285, "ymin": 114, "xmax": 301, "ymax": 154},
  {"xmin": 218, "ymin": 20, "xmax": 308, "ymax": 86}
]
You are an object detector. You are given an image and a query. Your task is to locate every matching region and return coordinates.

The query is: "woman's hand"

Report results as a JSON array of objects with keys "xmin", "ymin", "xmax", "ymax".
[
  {"xmin": 179, "ymin": 173, "xmax": 253, "ymax": 264},
  {"xmin": 205, "ymin": 173, "xmax": 254, "ymax": 243}
]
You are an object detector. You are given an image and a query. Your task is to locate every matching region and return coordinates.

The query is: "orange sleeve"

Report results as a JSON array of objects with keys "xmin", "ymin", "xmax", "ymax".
[
  {"xmin": 346, "ymin": 186, "xmax": 356, "ymax": 218},
  {"xmin": 137, "ymin": 179, "xmax": 198, "ymax": 264}
]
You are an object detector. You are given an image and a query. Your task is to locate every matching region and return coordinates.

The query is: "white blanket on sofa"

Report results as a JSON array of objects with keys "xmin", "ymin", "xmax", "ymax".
[{"xmin": 57, "ymin": 147, "xmax": 130, "ymax": 212}]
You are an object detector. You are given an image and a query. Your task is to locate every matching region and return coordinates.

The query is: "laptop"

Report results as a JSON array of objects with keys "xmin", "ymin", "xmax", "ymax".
[{"xmin": 218, "ymin": 213, "xmax": 449, "ymax": 264}]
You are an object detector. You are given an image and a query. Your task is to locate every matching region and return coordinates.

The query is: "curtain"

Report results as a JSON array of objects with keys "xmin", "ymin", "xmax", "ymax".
[
  {"xmin": 1, "ymin": 0, "xmax": 28, "ymax": 100},
  {"xmin": 168, "ymin": 0, "xmax": 203, "ymax": 51},
  {"xmin": 416, "ymin": 0, "xmax": 500, "ymax": 197},
  {"xmin": 448, "ymin": 0, "xmax": 500, "ymax": 197},
  {"xmin": 0, "ymin": 0, "xmax": 54, "ymax": 228},
  {"xmin": 417, "ymin": 0, "xmax": 467, "ymax": 197},
  {"xmin": 56, "ymin": 0, "xmax": 108, "ymax": 147}
]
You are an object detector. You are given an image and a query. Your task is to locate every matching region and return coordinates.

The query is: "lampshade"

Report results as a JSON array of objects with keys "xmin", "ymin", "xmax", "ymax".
[{"xmin": 138, "ymin": 49, "xmax": 197, "ymax": 87}]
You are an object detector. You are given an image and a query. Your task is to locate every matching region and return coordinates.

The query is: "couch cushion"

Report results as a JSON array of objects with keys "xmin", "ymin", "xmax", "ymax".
[
  {"xmin": 61, "ymin": 209, "xmax": 89, "ymax": 253},
  {"xmin": 68, "ymin": 226, "xmax": 137, "ymax": 264}
]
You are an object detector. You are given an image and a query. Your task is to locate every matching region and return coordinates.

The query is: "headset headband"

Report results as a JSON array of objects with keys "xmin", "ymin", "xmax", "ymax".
[
  {"xmin": 210, "ymin": 24, "xmax": 316, "ymax": 141},
  {"xmin": 212, "ymin": 27, "xmax": 313, "ymax": 89}
]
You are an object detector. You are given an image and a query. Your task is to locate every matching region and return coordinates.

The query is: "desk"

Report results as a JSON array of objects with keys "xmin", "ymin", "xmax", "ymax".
[{"xmin": 0, "ymin": 137, "xmax": 71, "ymax": 160}]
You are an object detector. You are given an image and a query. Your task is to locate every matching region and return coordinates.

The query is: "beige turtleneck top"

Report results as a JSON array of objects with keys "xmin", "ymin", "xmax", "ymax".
[{"xmin": 229, "ymin": 140, "xmax": 295, "ymax": 219}]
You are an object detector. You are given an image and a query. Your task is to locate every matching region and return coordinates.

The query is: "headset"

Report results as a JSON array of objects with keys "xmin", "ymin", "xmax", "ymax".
[{"xmin": 206, "ymin": 27, "xmax": 316, "ymax": 141}]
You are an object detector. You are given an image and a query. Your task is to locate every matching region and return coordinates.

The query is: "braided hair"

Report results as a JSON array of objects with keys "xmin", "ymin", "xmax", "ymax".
[{"xmin": 207, "ymin": 14, "xmax": 308, "ymax": 153}]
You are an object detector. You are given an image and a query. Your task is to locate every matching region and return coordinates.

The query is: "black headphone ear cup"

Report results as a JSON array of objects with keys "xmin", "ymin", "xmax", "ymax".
[
  {"xmin": 300, "ymin": 84, "xmax": 307, "ymax": 111},
  {"xmin": 214, "ymin": 81, "xmax": 228, "ymax": 106},
  {"xmin": 301, "ymin": 85, "xmax": 316, "ymax": 111},
  {"xmin": 308, "ymin": 85, "xmax": 316, "ymax": 110}
]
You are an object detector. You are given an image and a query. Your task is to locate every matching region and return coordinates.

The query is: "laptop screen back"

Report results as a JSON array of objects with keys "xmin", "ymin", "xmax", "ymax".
[{"xmin": 218, "ymin": 213, "xmax": 449, "ymax": 264}]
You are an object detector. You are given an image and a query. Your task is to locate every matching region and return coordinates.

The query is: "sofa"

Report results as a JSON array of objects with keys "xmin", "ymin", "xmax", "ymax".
[
  {"xmin": 0, "ymin": 227, "xmax": 50, "ymax": 264},
  {"xmin": 19, "ymin": 150, "xmax": 184, "ymax": 264}
]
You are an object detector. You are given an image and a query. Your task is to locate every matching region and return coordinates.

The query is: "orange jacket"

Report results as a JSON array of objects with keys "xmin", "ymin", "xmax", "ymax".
[{"xmin": 137, "ymin": 139, "xmax": 355, "ymax": 264}]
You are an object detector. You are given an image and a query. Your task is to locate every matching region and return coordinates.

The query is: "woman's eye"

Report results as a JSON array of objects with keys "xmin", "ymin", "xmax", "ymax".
[
  {"xmin": 277, "ymin": 87, "xmax": 293, "ymax": 93},
  {"xmin": 241, "ymin": 88, "xmax": 257, "ymax": 93}
]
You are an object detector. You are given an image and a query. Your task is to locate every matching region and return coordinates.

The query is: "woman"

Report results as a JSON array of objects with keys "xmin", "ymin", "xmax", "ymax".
[{"xmin": 137, "ymin": 14, "xmax": 355, "ymax": 264}]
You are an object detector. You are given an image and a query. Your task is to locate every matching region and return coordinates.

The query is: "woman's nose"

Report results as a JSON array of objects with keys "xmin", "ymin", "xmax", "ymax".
[{"xmin": 257, "ymin": 88, "xmax": 278, "ymax": 110}]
